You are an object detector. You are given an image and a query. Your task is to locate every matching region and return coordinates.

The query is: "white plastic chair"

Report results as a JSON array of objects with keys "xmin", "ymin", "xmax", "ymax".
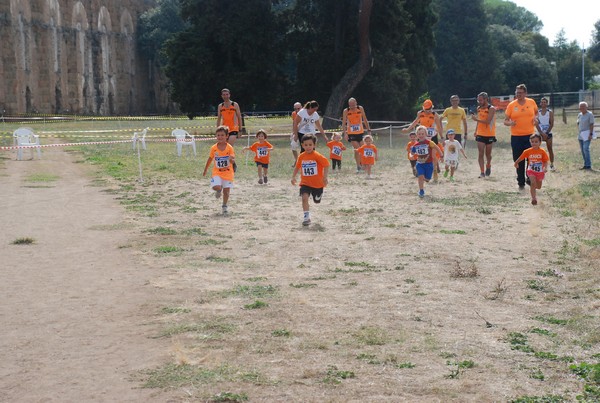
[
  {"xmin": 132, "ymin": 127, "xmax": 149, "ymax": 150},
  {"xmin": 172, "ymin": 128, "xmax": 196, "ymax": 157},
  {"xmin": 13, "ymin": 127, "xmax": 42, "ymax": 160}
]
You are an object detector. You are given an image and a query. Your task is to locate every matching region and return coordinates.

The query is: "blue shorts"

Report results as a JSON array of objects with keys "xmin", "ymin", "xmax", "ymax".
[{"xmin": 416, "ymin": 162, "xmax": 434, "ymax": 180}]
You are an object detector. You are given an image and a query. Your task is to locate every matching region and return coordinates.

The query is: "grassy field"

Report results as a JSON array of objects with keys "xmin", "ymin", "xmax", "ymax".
[{"xmin": 2, "ymin": 114, "xmax": 600, "ymax": 402}]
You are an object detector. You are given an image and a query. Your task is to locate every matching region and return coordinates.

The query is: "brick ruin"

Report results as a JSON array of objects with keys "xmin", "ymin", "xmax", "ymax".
[{"xmin": 0, "ymin": 0, "xmax": 172, "ymax": 115}]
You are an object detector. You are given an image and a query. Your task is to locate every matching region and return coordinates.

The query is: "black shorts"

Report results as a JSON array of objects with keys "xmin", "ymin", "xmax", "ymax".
[
  {"xmin": 228, "ymin": 131, "xmax": 239, "ymax": 139},
  {"xmin": 476, "ymin": 135, "xmax": 497, "ymax": 145},
  {"xmin": 299, "ymin": 185, "xmax": 323, "ymax": 203},
  {"xmin": 255, "ymin": 162, "xmax": 269, "ymax": 168},
  {"xmin": 431, "ymin": 135, "xmax": 439, "ymax": 144},
  {"xmin": 348, "ymin": 134, "xmax": 364, "ymax": 143},
  {"xmin": 544, "ymin": 132, "xmax": 553, "ymax": 139}
]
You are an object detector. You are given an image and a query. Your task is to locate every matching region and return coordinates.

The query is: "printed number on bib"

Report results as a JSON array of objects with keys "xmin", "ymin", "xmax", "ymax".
[
  {"xmin": 215, "ymin": 156, "xmax": 230, "ymax": 169},
  {"xmin": 332, "ymin": 146, "xmax": 342, "ymax": 156},
  {"xmin": 414, "ymin": 144, "xmax": 429, "ymax": 156},
  {"xmin": 427, "ymin": 128, "xmax": 436, "ymax": 137},
  {"xmin": 350, "ymin": 124, "xmax": 361, "ymax": 132},
  {"xmin": 257, "ymin": 147, "xmax": 268, "ymax": 157},
  {"xmin": 530, "ymin": 162, "xmax": 543, "ymax": 172},
  {"xmin": 364, "ymin": 148, "xmax": 374, "ymax": 157},
  {"xmin": 302, "ymin": 161, "xmax": 317, "ymax": 176}
]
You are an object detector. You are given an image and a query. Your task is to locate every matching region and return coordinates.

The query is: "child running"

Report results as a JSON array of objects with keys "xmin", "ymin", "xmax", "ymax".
[
  {"xmin": 412, "ymin": 125, "xmax": 443, "ymax": 198},
  {"xmin": 203, "ymin": 126, "xmax": 236, "ymax": 214},
  {"xmin": 291, "ymin": 134, "xmax": 330, "ymax": 226},
  {"xmin": 406, "ymin": 131, "xmax": 418, "ymax": 177},
  {"xmin": 443, "ymin": 129, "xmax": 467, "ymax": 181},
  {"xmin": 326, "ymin": 132, "xmax": 347, "ymax": 171},
  {"xmin": 355, "ymin": 134, "xmax": 378, "ymax": 179},
  {"xmin": 514, "ymin": 133, "xmax": 549, "ymax": 205},
  {"xmin": 243, "ymin": 129, "xmax": 274, "ymax": 184}
]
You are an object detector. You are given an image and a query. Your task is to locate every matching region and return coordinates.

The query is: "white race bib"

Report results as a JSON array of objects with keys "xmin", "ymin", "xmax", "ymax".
[
  {"xmin": 332, "ymin": 146, "xmax": 342, "ymax": 156},
  {"xmin": 302, "ymin": 161, "xmax": 317, "ymax": 176},
  {"xmin": 427, "ymin": 128, "xmax": 436, "ymax": 137},
  {"xmin": 257, "ymin": 147, "xmax": 268, "ymax": 157},
  {"xmin": 350, "ymin": 124, "xmax": 361, "ymax": 132},
  {"xmin": 215, "ymin": 156, "xmax": 230, "ymax": 169},
  {"xmin": 530, "ymin": 162, "xmax": 543, "ymax": 172},
  {"xmin": 364, "ymin": 148, "xmax": 374, "ymax": 157}
]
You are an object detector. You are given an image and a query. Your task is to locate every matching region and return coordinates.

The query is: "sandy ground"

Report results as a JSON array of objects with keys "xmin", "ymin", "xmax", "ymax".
[{"xmin": 0, "ymin": 130, "xmax": 598, "ymax": 402}]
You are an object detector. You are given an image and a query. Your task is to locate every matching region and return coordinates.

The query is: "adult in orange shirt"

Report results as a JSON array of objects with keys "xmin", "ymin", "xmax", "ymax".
[
  {"xmin": 203, "ymin": 126, "xmax": 236, "ymax": 215},
  {"xmin": 514, "ymin": 134, "xmax": 549, "ymax": 205},
  {"xmin": 404, "ymin": 99, "xmax": 444, "ymax": 143},
  {"xmin": 342, "ymin": 97, "xmax": 372, "ymax": 173},
  {"xmin": 291, "ymin": 134, "xmax": 330, "ymax": 226},
  {"xmin": 216, "ymin": 88, "xmax": 243, "ymax": 146},
  {"xmin": 471, "ymin": 92, "xmax": 496, "ymax": 178},
  {"xmin": 504, "ymin": 83, "xmax": 539, "ymax": 189}
]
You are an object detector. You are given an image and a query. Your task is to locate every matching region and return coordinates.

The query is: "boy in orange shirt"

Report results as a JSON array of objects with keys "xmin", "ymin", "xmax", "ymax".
[
  {"xmin": 291, "ymin": 134, "xmax": 330, "ymax": 226},
  {"xmin": 406, "ymin": 131, "xmax": 418, "ymax": 177},
  {"xmin": 203, "ymin": 126, "xmax": 236, "ymax": 215},
  {"xmin": 514, "ymin": 134, "xmax": 549, "ymax": 205},
  {"xmin": 326, "ymin": 132, "xmax": 346, "ymax": 171},
  {"xmin": 243, "ymin": 129, "xmax": 273, "ymax": 184},
  {"xmin": 355, "ymin": 134, "xmax": 378, "ymax": 179}
]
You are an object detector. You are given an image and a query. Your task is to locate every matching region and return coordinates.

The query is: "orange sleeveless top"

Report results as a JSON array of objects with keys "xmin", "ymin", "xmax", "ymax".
[{"xmin": 220, "ymin": 102, "xmax": 239, "ymax": 132}]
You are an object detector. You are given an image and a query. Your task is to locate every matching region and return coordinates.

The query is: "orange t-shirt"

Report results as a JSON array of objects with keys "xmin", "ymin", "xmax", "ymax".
[
  {"xmin": 209, "ymin": 143, "xmax": 235, "ymax": 181},
  {"xmin": 406, "ymin": 140, "xmax": 418, "ymax": 161},
  {"xmin": 249, "ymin": 141, "xmax": 273, "ymax": 164},
  {"xmin": 519, "ymin": 147, "xmax": 549, "ymax": 172},
  {"xmin": 356, "ymin": 144, "xmax": 377, "ymax": 166},
  {"xmin": 475, "ymin": 105, "xmax": 496, "ymax": 137},
  {"xmin": 346, "ymin": 108, "xmax": 365, "ymax": 134},
  {"xmin": 219, "ymin": 102, "xmax": 239, "ymax": 132},
  {"xmin": 326, "ymin": 140, "xmax": 346, "ymax": 160},
  {"xmin": 505, "ymin": 98, "xmax": 538, "ymax": 136},
  {"xmin": 295, "ymin": 150, "xmax": 330, "ymax": 188}
]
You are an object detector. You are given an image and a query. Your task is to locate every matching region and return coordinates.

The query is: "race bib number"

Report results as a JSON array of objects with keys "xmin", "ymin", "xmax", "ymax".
[
  {"xmin": 427, "ymin": 128, "xmax": 436, "ymax": 137},
  {"xmin": 350, "ymin": 124, "xmax": 361, "ymax": 132},
  {"xmin": 257, "ymin": 147, "xmax": 268, "ymax": 157},
  {"xmin": 302, "ymin": 161, "xmax": 317, "ymax": 176},
  {"xmin": 414, "ymin": 144, "xmax": 429, "ymax": 156},
  {"xmin": 530, "ymin": 162, "xmax": 543, "ymax": 172},
  {"xmin": 540, "ymin": 124, "xmax": 550, "ymax": 132},
  {"xmin": 215, "ymin": 156, "xmax": 230, "ymax": 169},
  {"xmin": 332, "ymin": 146, "xmax": 342, "ymax": 156},
  {"xmin": 364, "ymin": 148, "xmax": 374, "ymax": 157}
]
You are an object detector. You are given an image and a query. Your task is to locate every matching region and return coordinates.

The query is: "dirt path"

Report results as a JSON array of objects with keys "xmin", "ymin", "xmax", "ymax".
[{"xmin": 0, "ymin": 150, "xmax": 170, "ymax": 402}]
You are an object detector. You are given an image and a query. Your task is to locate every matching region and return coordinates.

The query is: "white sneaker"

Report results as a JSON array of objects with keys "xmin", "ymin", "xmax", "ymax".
[
  {"xmin": 550, "ymin": 164, "xmax": 555, "ymax": 171},
  {"xmin": 222, "ymin": 205, "xmax": 228, "ymax": 215},
  {"xmin": 302, "ymin": 218, "xmax": 311, "ymax": 226}
]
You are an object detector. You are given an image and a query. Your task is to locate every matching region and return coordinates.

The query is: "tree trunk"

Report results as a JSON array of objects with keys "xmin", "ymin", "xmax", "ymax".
[{"xmin": 323, "ymin": 0, "xmax": 373, "ymax": 129}]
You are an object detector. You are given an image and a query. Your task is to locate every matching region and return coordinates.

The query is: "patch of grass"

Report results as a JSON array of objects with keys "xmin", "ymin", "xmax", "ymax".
[
  {"xmin": 323, "ymin": 365, "xmax": 355, "ymax": 384},
  {"xmin": 533, "ymin": 315, "xmax": 568, "ymax": 326},
  {"xmin": 404, "ymin": 278, "xmax": 416, "ymax": 284},
  {"xmin": 447, "ymin": 360, "xmax": 475, "ymax": 369},
  {"xmin": 529, "ymin": 369, "xmax": 545, "ymax": 381},
  {"xmin": 157, "ymin": 320, "xmax": 236, "ymax": 338},
  {"xmin": 353, "ymin": 326, "xmax": 389, "ymax": 346},
  {"xmin": 207, "ymin": 255, "xmax": 234, "ymax": 263},
  {"xmin": 509, "ymin": 395, "xmax": 566, "ymax": 403},
  {"xmin": 344, "ymin": 261, "xmax": 376, "ymax": 268},
  {"xmin": 356, "ymin": 353, "xmax": 380, "ymax": 364},
  {"xmin": 570, "ymin": 362, "xmax": 600, "ymax": 381},
  {"xmin": 289, "ymin": 282, "xmax": 317, "ymax": 288},
  {"xmin": 219, "ymin": 284, "xmax": 278, "ymax": 299},
  {"xmin": 25, "ymin": 173, "xmax": 59, "ymax": 182},
  {"xmin": 11, "ymin": 237, "xmax": 35, "ymax": 245},
  {"xmin": 244, "ymin": 277, "xmax": 267, "ymax": 282},
  {"xmin": 440, "ymin": 229, "xmax": 466, "ymax": 235},
  {"xmin": 530, "ymin": 328, "xmax": 556, "ymax": 337},
  {"xmin": 243, "ymin": 300, "xmax": 268, "ymax": 310},
  {"xmin": 153, "ymin": 246, "xmax": 185, "ymax": 254},
  {"xmin": 395, "ymin": 362, "xmax": 416, "ymax": 369},
  {"xmin": 197, "ymin": 238, "xmax": 226, "ymax": 245},
  {"xmin": 476, "ymin": 207, "xmax": 493, "ymax": 215},
  {"xmin": 535, "ymin": 269, "xmax": 564, "ymax": 278},
  {"xmin": 534, "ymin": 351, "xmax": 558, "ymax": 361},
  {"xmin": 161, "ymin": 306, "xmax": 191, "ymax": 314},
  {"xmin": 272, "ymin": 329, "xmax": 291, "ymax": 337},
  {"xmin": 309, "ymin": 275, "xmax": 337, "ymax": 281},
  {"xmin": 583, "ymin": 238, "xmax": 600, "ymax": 247},
  {"xmin": 141, "ymin": 363, "xmax": 235, "ymax": 388},
  {"xmin": 210, "ymin": 392, "xmax": 248, "ymax": 402},
  {"xmin": 182, "ymin": 227, "xmax": 210, "ymax": 236},
  {"xmin": 526, "ymin": 279, "xmax": 548, "ymax": 292},
  {"xmin": 144, "ymin": 227, "xmax": 177, "ymax": 235},
  {"xmin": 507, "ymin": 332, "xmax": 534, "ymax": 353}
]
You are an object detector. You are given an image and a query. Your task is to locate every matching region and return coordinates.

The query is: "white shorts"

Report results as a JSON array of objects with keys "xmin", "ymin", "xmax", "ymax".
[
  {"xmin": 291, "ymin": 139, "xmax": 300, "ymax": 151},
  {"xmin": 210, "ymin": 176, "xmax": 233, "ymax": 189},
  {"xmin": 445, "ymin": 160, "xmax": 458, "ymax": 168}
]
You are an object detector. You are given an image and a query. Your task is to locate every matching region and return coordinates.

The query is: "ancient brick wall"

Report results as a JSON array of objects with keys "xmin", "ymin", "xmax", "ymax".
[{"xmin": 0, "ymin": 0, "xmax": 172, "ymax": 115}]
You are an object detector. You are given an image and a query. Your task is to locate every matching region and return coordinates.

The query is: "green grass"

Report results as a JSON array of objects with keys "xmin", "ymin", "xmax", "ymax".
[
  {"xmin": 153, "ymin": 246, "xmax": 185, "ymax": 254},
  {"xmin": 509, "ymin": 395, "xmax": 566, "ymax": 403},
  {"xmin": 289, "ymin": 282, "xmax": 317, "ymax": 288},
  {"xmin": 353, "ymin": 326, "xmax": 389, "ymax": 346},
  {"xmin": 157, "ymin": 320, "xmax": 236, "ymax": 338},
  {"xmin": 145, "ymin": 227, "xmax": 178, "ymax": 235},
  {"xmin": 323, "ymin": 365, "xmax": 355, "ymax": 384},
  {"xmin": 25, "ymin": 173, "xmax": 59, "ymax": 182},
  {"xmin": 533, "ymin": 316, "xmax": 568, "ymax": 326},
  {"xmin": 161, "ymin": 306, "xmax": 191, "ymax": 314},
  {"xmin": 11, "ymin": 237, "xmax": 35, "ymax": 245},
  {"xmin": 440, "ymin": 229, "xmax": 466, "ymax": 235},
  {"xmin": 210, "ymin": 392, "xmax": 249, "ymax": 402},
  {"xmin": 207, "ymin": 255, "xmax": 234, "ymax": 263},
  {"xmin": 243, "ymin": 300, "xmax": 269, "ymax": 310},
  {"xmin": 218, "ymin": 284, "xmax": 278, "ymax": 299},
  {"xmin": 272, "ymin": 329, "xmax": 291, "ymax": 337}
]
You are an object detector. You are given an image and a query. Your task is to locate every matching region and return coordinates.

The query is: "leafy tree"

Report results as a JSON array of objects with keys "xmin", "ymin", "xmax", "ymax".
[
  {"xmin": 589, "ymin": 20, "xmax": 600, "ymax": 62},
  {"xmin": 429, "ymin": 0, "xmax": 503, "ymax": 104},
  {"xmin": 163, "ymin": 0, "xmax": 286, "ymax": 115},
  {"xmin": 137, "ymin": 0, "xmax": 187, "ymax": 65},
  {"xmin": 483, "ymin": 0, "xmax": 542, "ymax": 32},
  {"xmin": 502, "ymin": 52, "xmax": 557, "ymax": 93}
]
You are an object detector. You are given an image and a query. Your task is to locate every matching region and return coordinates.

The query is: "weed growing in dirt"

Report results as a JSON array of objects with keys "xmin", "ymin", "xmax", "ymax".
[
  {"xmin": 272, "ymin": 329, "xmax": 291, "ymax": 337},
  {"xmin": 289, "ymin": 283, "xmax": 317, "ymax": 288},
  {"xmin": 506, "ymin": 332, "xmax": 535, "ymax": 353},
  {"xmin": 570, "ymin": 362, "xmax": 600, "ymax": 401},
  {"xmin": 25, "ymin": 173, "xmax": 59, "ymax": 182},
  {"xmin": 535, "ymin": 269, "xmax": 564, "ymax": 278},
  {"xmin": 157, "ymin": 320, "xmax": 236, "ymax": 338},
  {"xmin": 145, "ymin": 227, "xmax": 177, "ymax": 235},
  {"xmin": 509, "ymin": 394, "xmax": 566, "ymax": 403},
  {"xmin": 11, "ymin": 237, "xmax": 35, "ymax": 245},
  {"xmin": 154, "ymin": 246, "xmax": 185, "ymax": 254},
  {"xmin": 450, "ymin": 261, "xmax": 478, "ymax": 278},
  {"xmin": 526, "ymin": 279, "xmax": 549, "ymax": 292},
  {"xmin": 141, "ymin": 363, "xmax": 235, "ymax": 388},
  {"xmin": 353, "ymin": 326, "xmax": 389, "ymax": 346},
  {"xmin": 440, "ymin": 229, "xmax": 466, "ymax": 235},
  {"xmin": 243, "ymin": 300, "xmax": 268, "ymax": 310},
  {"xmin": 219, "ymin": 284, "xmax": 278, "ymax": 299},
  {"xmin": 207, "ymin": 255, "xmax": 233, "ymax": 263},
  {"xmin": 529, "ymin": 369, "xmax": 545, "ymax": 381},
  {"xmin": 530, "ymin": 328, "xmax": 556, "ymax": 337},
  {"xmin": 161, "ymin": 306, "xmax": 191, "ymax": 314},
  {"xmin": 485, "ymin": 278, "xmax": 507, "ymax": 300},
  {"xmin": 533, "ymin": 316, "xmax": 568, "ymax": 326},
  {"xmin": 210, "ymin": 392, "xmax": 249, "ymax": 402},
  {"xmin": 323, "ymin": 365, "xmax": 355, "ymax": 384}
]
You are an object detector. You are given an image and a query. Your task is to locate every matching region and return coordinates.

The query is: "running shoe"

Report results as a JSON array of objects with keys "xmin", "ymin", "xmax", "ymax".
[
  {"xmin": 443, "ymin": 170, "xmax": 448, "ymax": 178},
  {"xmin": 258, "ymin": 178, "xmax": 264, "ymax": 184},
  {"xmin": 485, "ymin": 166, "xmax": 491, "ymax": 176},
  {"xmin": 531, "ymin": 199, "xmax": 537, "ymax": 206},
  {"xmin": 419, "ymin": 189, "xmax": 425, "ymax": 198},
  {"xmin": 549, "ymin": 164, "xmax": 555, "ymax": 171},
  {"xmin": 222, "ymin": 204, "xmax": 228, "ymax": 214},
  {"xmin": 302, "ymin": 218, "xmax": 311, "ymax": 226},
  {"xmin": 450, "ymin": 176, "xmax": 455, "ymax": 182},
  {"xmin": 215, "ymin": 189, "xmax": 222, "ymax": 199},
  {"xmin": 263, "ymin": 176, "xmax": 268, "ymax": 184},
  {"xmin": 479, "ymin": 173, "xmax": 485, "ymax": 178}
]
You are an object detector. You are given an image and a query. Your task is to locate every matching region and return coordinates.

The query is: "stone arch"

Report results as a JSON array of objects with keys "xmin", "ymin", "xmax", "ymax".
[
  {"xmin": 43, "ymin": 0, "xmax": 63, "ymax": 113},
  {"xmin": 72, "ymin": 1, "xmax": 93, "ymax": 114},
  {"xmin": 10, "ymin": 0, "xmax": 33, "ymax": 112}
]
